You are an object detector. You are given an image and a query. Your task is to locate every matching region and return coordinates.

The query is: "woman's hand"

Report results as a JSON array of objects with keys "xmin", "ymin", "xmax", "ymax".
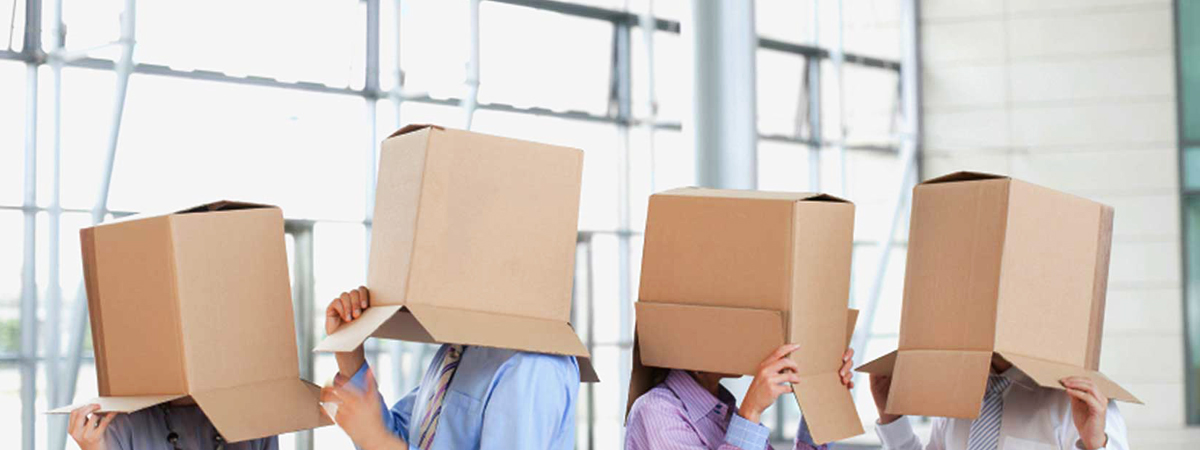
[
  {"xmin": 839, "ymin": 348, "xmax": 855, "ymax": 389},
  {"xmin": 68, "ymin": 404, "xmax": 116, "ymax": 450},
  {"xmin": 869, "ymin": 374, "xmax": 901, "ymax": 424},
  {"xmin": 737, "ymin": 344, "xmax": 803, "ymax": 424},
  {"xmin": 326, "ymin": 286, "xmax": 371, "ymax": 378}
]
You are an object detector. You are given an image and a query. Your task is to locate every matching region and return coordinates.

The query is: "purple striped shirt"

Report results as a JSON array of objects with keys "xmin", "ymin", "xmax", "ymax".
[{"xmin": 625, "ymin": 370, "xmax": 826, "ymax": 450}]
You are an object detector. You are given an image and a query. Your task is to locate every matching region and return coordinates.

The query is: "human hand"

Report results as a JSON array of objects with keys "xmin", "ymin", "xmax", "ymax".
[
  {"xmin": 870, "ymin": 374, "xmax": 901, "ymax": 424},
  {"xmin": 1061, "ymin": 376, "xmax": 1108, "ymax": 450},
  {"xmin": 326, "ymin": 286, "xmax": 370, "ymax": 377},
  {"xmin": 839, "ymin": 348, "xmax": 855, "ymax": 389},
  {"xmin": 737, "ymin": 344, "xmax": 803, "ymax": 424},
  {"xmin": 68, "ymin": 404, "xmax": 116, "ymax": 450},
  {"xmin": 322, "ymin": 368, "xmax": 406, "ymax": 450}
]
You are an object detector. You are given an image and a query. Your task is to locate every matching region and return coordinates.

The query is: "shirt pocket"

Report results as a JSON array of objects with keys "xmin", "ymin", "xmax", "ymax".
[
  {"xmin": 1002, "ymin": 436, "xmax": 1058, "ymax": 450},
  {"xmin": 433, "ymin": 390, "xmax": 484, "ymax": 449}
]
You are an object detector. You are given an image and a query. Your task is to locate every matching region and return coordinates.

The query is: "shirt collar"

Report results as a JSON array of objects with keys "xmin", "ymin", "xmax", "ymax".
[
  {"xmin": 664, "ymin": 370, "xmax": 737, "ymax": 424},
  {"xmin": 996, "ymin": 365, "xmax": 1037, "ymax": 391}
]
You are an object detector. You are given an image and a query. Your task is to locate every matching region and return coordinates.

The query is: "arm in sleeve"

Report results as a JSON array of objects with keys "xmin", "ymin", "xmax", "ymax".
[
  {"xmin": 875, "ymin": 416, "xmax": 939, "ymax": 450},
  {"xmin": 258, "ymin": 435, "xmax": 279, "ymax": 450},
  {"xmin": 791, "ymin": 416, "xmax": 828, "ymax": 450},
  {"xmin": 478, "ymin": 354, "xmax": 578, "ymax": 450},
  {"xmin": 348, "ymin": 360, "xmax": 418, "ymax": 443},
  {"xmin": 101, "ymin": 413, "xmax": 133, "ymax": 450},
  {"xmin": 624, "ymin": 394, "xmax": 768, "ymax": 450}
]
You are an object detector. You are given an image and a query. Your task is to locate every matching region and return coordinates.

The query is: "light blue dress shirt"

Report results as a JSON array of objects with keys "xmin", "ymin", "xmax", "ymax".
[{"xmin": 349, "ymin": 343, "xmax": 580, "ymax": 450}]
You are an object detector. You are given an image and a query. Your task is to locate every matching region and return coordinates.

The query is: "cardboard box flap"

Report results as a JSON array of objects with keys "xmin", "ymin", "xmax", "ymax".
[
  {"xmin": 192, "ymin": 378, "xmax": 331, "ymax": 443},
  {"xmin": 405, "ymin": 303, "xmax": 591, "ymax": 356},
  {"xmin": 388, "ymin": 123, "xmax": 444, "ymax": 138},
  {"xmin": 655, "ymin": 187, "xmax": 848, "ymax": 203},
  {"xmin": 314, "ymin": 305, "xmax": 405, "ymax": 353},
  {"xmin": 47, "ymin": 394, "xmax": 187, "ymax": 414},
  {"xmin": 998, "ymin": 352, "xmax": 1140, "ymax": 404},
  {"xmin": 173, "ymin": 200, "xmax": 275, "ymax": 214},
  {"xmin": 887, "ymin": 350, "xmax": 992, "ymax": 419},
  {"xmin": 635, "ymin": 302, "xmax": 786, "ymax": 376},
  {"xmin": 792, "ymin": 372, "xmax": 864, "ymax": 443},
  {"xmin": 922, "ymin": 171, "xmax": 1009, "ymax": 185},
  {"xmin": 855, "ymin": 350, "xmax": 897, "ymax": 375}
]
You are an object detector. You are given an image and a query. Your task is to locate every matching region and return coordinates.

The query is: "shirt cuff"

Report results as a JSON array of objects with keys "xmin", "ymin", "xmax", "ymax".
[
  {"xmin": 725, "ymin": 414, "xmax": 771, "ymax": 450},
  {"xmin": 347, "ymin": 361, "xmax": 371, "ymax": 389},
  {"xmin": 1075, "ymin": 435, "xmax": 1109, "ymax": 450},
  {"xmin": 875, "ymin": 416, "xmax": 918, "ymax": 449}
]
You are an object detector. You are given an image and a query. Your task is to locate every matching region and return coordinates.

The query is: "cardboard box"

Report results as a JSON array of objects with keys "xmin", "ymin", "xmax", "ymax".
[
  {"xmin": 628, "ymin": 187, "xmax": 863, "ymax": 444},
  {"xmin": 48, "ymin": 201, "xmax": 331, "ymax": 443},
  {"xmin": 857, "ymin": 171, "xmax": 1141, "ymax": 419},
  {"xmin": 314, "ymin": 125, "xmax": 596, "ymax": 381}
]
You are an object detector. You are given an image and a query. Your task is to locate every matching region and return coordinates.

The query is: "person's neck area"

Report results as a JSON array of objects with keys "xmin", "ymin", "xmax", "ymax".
[
  {"xmin": 991, "ymin": 358, "xmax": 1013, "ymax": 374},
  {"xmin": 689, "ymin": 371, "xmax": 723, "ymax": 396}
]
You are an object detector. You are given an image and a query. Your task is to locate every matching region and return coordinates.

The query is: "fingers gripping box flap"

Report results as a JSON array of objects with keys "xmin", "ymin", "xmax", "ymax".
[
  {"xmin": 998, "ymin": 352, "xmax": 1140, "ymax": 404},
  {"xmin": 48, "ymin": 394, "xmax": 188, "ymax": 415},
  {"xmin": 192, "ymin": 378, "xmax": 333, "ymax": 443},
  {"xmin": 316, "ymin": 304, "xmax": 598, "ymax": 382}
]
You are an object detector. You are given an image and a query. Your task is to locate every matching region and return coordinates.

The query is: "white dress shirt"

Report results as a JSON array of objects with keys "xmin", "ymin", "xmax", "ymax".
[{"xmin": 875, "ymin": 368, "xmax": 1128, "ymax": 450}]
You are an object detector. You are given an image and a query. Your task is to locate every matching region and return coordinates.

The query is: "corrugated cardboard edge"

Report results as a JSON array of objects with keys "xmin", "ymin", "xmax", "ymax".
[
  {"xmin": 388, "ymin": 123, "xmax": 444, "ymax": 138},
  {"xmin": 47, "ymin": 394, "xmax": 188, "ymax": 415},
  {"xmin": 192, "ymin": 378, "xmax": 332, "ymax": 443},
  {"xmin": 1086, "ymin": 205, "xmax": 1114, "ymax": 370},
  {"xmin": 79, "ymin": 227, "xmax": 109, "ymax": 395},
  {"xmin": 922, "ymin": 171, "xmax": 1010, "ymax": 185},
  {"xmin": 998, "ymin": 352, "xmax": 1140, "ymax": 404},
  {"xmin": 314, "ymin": 304, "xmax": 598, "ymax": 382}
]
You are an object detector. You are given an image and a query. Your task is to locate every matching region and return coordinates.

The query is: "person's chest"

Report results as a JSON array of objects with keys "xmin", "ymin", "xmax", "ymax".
[
  {"xmin": 408, "ymin": 346, "xmax": 508, "ymax": 450},
  {"xmin": 943, "ymin": 386, "xmax": 1070, "ymax": 450}
]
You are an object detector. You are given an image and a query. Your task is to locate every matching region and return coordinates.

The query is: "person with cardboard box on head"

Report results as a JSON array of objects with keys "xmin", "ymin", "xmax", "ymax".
[
  {"xmin": 50, "ymin": 201, "xmax": 332, "ymax": 450},
  {"xmin": 624, "ymin": 188, "xmax": 867, "ymax": 449},
  {"xmin": 314, "ymin": 126, "xmax": 596, "ymax": 450},
  {"xmin": 857, "ymin": 172, "xmax": 1138, "ymax": 450},
  {"xmin": 625, "ymin": 345, "xmax": 856, "ymax": 450}
]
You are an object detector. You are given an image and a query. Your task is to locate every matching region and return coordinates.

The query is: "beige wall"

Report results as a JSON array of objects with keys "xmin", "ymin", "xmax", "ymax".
[{"xmin": 919, "ymin": 0, "xmax": 1196, "ymax": 447}]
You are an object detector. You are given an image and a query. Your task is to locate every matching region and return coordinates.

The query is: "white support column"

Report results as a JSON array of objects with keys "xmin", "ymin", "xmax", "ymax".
[
  {"xmin": 463, "ymin": 0, "xmax": 481, "ymax": 129},
  {"xmin": 691, "ymin": 0, "xmax": 757, "ymax": 189}
]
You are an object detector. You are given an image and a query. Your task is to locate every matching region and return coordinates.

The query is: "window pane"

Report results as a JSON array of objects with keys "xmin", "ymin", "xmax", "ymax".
[
  {"xmin": 0, "ymin": 61, "xmax": 24, "ymax": 207},
  {"xmin": 47, "ymin": 67, "xmax": 116, "ymax": 210},
  {"xmin": 1182, "ymin": 0, "xmax": 1200, "ymax": 142},
  {"xmin": 478, "ymin": 2, "xmax": 613, "ymax": 115},
  {"xmin": 757, "ymin": 49, "xmax": 807, "ymax": 138},
  {"xmin": 135, "ymin": 0, "xmax": 365, "ymax": 88},
  {"xmin": 107, "ymin": 74, "xmax": 369, "ymax": 220},
  {"xmin": 1184, "ymin": 196, "xmax": 1200, "ymax": 423},
  {"xmin": 400, "ymin": 0, "xmax": 470, "ymax": 98},
  {"xmin": 631, "ymin": 30, "xmax": 687, "ymax": 124},
  {"xmin": 757, "ymin": 139, "xmax": 810, "ymax": 191},
  {"xmin": 1185, "ymin": 147, "xmax": 1200, "ymax": 191}
]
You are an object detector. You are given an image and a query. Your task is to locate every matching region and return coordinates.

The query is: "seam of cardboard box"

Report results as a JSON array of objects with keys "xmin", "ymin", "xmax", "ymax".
[
  {"xmin": 166, "ymin": 216, "xmax": 191, "ymax": 393},
  {"xmin": 990, "ymin": 180, "xmax": 1013, "ymax": 351},
  {"xmin": 82, "ymin": 228, "xmax": 109, "ymax": 395},
  {"xmin": 785, "ymin": 200, "xmax": 798, "ymax": 342},
  {"xmin": 400, "ymin": 129, "xmax": 433, "ymax": 306}
]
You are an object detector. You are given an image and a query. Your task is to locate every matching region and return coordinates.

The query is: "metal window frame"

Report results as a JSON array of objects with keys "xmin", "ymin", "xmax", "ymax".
[
  {"xmin": 4, "ymin": 0, "xmax": 913, "ymax": 449},
  {"xmin": 1175, "ymin": 0, "xmax": 1200, "ymax": 426}
]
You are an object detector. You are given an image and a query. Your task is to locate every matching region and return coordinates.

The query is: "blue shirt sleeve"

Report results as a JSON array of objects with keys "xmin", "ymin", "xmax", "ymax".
[
  {"xmin": 349, "ymin": 361, "xmax": 419, "ymax": 444},
  {"xmin": 724, "ymin": 414, "xmax": 771, "ymax": 450},
  {"xmin": 478, "ymin": 353, "xmax": 579, "ymax": 450},
  {"xmin": 792, "ymin": 416, "xmax": 828, "ymax": 450}
]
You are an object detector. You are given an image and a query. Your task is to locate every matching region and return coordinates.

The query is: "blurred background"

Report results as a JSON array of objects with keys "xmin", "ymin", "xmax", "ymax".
[{"xmin": 0, "ymin": 0, "xmax": 1195, "ymax": 448}]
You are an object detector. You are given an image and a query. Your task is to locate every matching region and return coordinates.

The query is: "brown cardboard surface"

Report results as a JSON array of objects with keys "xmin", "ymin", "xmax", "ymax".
[
  {"xmin": 53, "ymin": 203, "xmax": 330, "ymax": 440},
  {"xmin": 856, "ymin": 171, "xmax": 1137, "ymax": 418},
  {"xmin": 635, "ymin": 303, "xmax": 786, "ymax": 376},
  {"xmin": 319, "ymin": 126, "xmax": 593, "ymax": 380},
  {"xmin": 48, "ymin": 394, "xmax": 188, "ymax": 415},
  {"xmin": 631, "ymin": 187, "xmax": 862, "ymax": 443},
  {"xmin": 887, "ymin": 350, "xmax": 992, "ymax": 419},
  {"xmin": 192, "ymin": 378, "xmax": 332, "ymax": 443},
  {"xmin": 999, "ymin": 353, "xmax": 1140, "ymax": 404}
]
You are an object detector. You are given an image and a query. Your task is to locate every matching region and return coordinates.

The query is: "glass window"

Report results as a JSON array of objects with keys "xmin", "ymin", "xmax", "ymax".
[
  {"xmin": 134, "ymin": 0, "xmax": 365, "ymax": 88},
  {"xmin": 758, "ymin": 139, "xmax": 811, "ymax": 191},
  {"xmin": 478, "ymin": 2, "xmax": 613, "ymax": 116},
  {"xmin": 1181, "ymin": 0, "xmax": 1200, "ymax": 142},
  {"xmin": 107, "ymin": 74, "xmax": 369, "ymax": 220},
  {"xmin": 631, "ymin": 30, "xmax": 687, "ymax": 124},
  {"xmin": 400, "ymin": 0, "xmax": 469, "ymax": 98},
  {"xmin": 0, "ymin": 61, "xmax": 24, "ymax": 207},
  {"xmin": 757, "ymin": 49, "xmax": 807, "ymax": 138},
  {"xmin": 1184, "ymin": 147, "xmax": 1200, "ymax": 191},
  {"xmin": 1185, "ymin": 197, "xmax": 1200, "ymax": 424}
]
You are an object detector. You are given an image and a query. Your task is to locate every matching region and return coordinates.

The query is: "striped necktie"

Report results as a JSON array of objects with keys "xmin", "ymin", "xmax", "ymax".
[
  {"xmin": 966, "ymin": 374, "xmax": 1013, "ymax": 450},
  {"xmin": 417, "ymin": 344, "xmax": 465, "ymax": 449}
]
